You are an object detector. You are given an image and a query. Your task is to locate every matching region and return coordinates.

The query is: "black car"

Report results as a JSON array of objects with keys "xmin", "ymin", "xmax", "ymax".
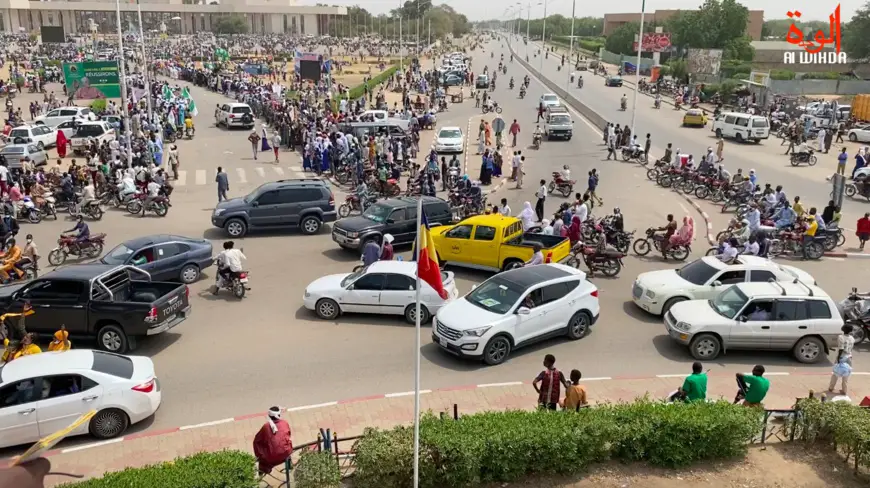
[
  {"xmin": 332, "ymin": 197, "xmax": 452, "ymax": 251},
  {"xmin": 101, "ymin": 234, "xmax": 214, "ymax": 284},
  {"xmin": 211, "ymin": 179, "xmax": 337, "ymax": 237},
  {"xmin": 605, "ymin": 75, "xmax": 623, "ymax": 87},
  {"xmin": 475, "ymin": 74, "xmax": 490, "ymax": 89}
]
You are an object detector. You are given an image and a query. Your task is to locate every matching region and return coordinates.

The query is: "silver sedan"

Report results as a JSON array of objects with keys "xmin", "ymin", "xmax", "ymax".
[{"xmin": 0, "ymin": 143, "xmax": 48, "ymax": 170}]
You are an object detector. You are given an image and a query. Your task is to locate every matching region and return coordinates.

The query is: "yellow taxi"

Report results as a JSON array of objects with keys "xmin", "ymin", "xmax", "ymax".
[{"xmin": 682, "ymin": 108, "xmax": 708, "ymax": 128}]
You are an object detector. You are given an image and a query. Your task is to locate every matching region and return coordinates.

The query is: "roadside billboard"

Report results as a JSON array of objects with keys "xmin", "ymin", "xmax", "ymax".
[
  {"xmin": 687, "ymin": 48, "xmax": 723, "ymax": 76},
  {"xmin": 632, "ymin": 32, "xmax": 671, "ymax": 53},
  {"xmin": 62, "ymin": 61, "xmax": 120, "ymax": 99}
]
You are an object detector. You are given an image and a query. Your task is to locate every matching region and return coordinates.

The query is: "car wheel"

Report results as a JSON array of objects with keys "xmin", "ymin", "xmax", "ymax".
[
  {"xmin": 300, "ymin": 216, "xmax": 322, "ymax": 235},
  {"xmin": 715, "ymin": 129, "xmax": 723, "ymax": 138},
  {"xmin": 735, "ymin": 133, "xmax": 744, "ymax": 143},
  {"xmin": 225, "ymin": 218, "xmax": 247, "ymax": 237},
  {"xmin": 404, "ymin": 304, "xmax": 431, "ymax": 325},
  {"xmin": 97, "ymin": 324, "xmax": 129, "ymax": 353},
  {"xmin": 662, "ymin": 297, "xmax": 687, "ymax": 315},
  {"xmin": 689, "ymin": 334, "xmax": 721, "ymax": 360},
  {"xmin": 502, "ymin": 259, "xmax": 524, "ymax": 271},
  {"xmin": 315, "ymin": 298, "xmax": 340, "ymax": 320},
  {"xmin": 793, "ymin": 337, "xmax": 825, "ymax": 363},
  {"xmin": 179, "ymin": 264, "xmax": 200, "ymax": 284},
  {"xmin": 89, "ymin": 409, "xmax": 130, "ymax": 439},
  {"xmin": 566, "ymin": 311, "xmax": 591, "ymax": 339},
  {"xmin": 849, "ymin": 133, "xmax": 858, "ymax": 142},
  {"xmin": 482, "ymin": 335, "xmax": 512, "ymax": 366}
]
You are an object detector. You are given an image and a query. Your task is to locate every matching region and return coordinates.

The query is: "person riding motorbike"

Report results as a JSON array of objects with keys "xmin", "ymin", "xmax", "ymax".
[
  {"xmin": 63, "ymin": 215, "xmax": 90, "ymax": 248},
  {"xmin": 76, "ymin": 180, "xmax": 97, "ymax": 217},
  {"xmin": 519, "ymin": 84, "xmax": 526, "ymax": 98},
  {"xmin": 532, "ymin": 125, "xmax": 543, "ymax": 147},
  {"xmin": 215, "ymin": 240, "xmax": 246, "ymax": 290},
  {"xmin": 742, "ymin": 235, "xmax": 761, "ymax": 256},
  {"xmin": 509, "ymin": 77, "xmax": 514, "ymax": 90},
  {"xmin": 716, "ymin": 237, "xmax": 740, "ymax": 263},
  {"xmin": 184, "ymin": 113, "xmax": 195, "ymax": 136},
  {"xmin": 620, "ymin": 94, "xmax": 627, "ymax": 110},
  {"xmin": 118, "ymin": 171, "xmax": 137, "ymax": 202},
  {"xmin": 559, "ymin": 164, "xmax": 571, "ymax": 183},
  {"xmin": 654, "ymin": 93, "xmax": 662, "ymax": 109},
  {"xmin": 356, "ymin": 180, "xmax": 370, "ymax": 210},
  {"xmin": 0, "ymin": 238, "xmax": 21, "ymax": 282},
  {"xmin": 773, "ymin": 203, "xmax": 797, "ymax": 229}
]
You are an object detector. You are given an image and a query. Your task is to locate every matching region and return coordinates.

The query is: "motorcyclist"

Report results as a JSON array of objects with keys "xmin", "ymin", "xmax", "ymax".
[
  {"xmin": 654, "ymin": 93, "xmax": 662, "ymax": 108},
  {"xmin": 795, "ymin": 140, "xmax": 811, "ymax": 160},
  {"xmin": 742, "ymin": 235, "xmax": 760, "ymax": 256},
  {"xmin": 60, "ymin": 172, "xmax": 75, "ymax": 204},
  {"xmin": 184, "ymin": 113, "xmax": 195, "ymax": 136},
  {"xmin": 773, "ymin": 202, "xmax": 797, "ymax": 229},
  {"xmin": 716, "ymin": 237, "xmax": 740, "ymax": 263},
  {"xmin": 519, "ymin": 84, "xmax": 526, "ymax": 98},
  {"xmin": 533, "ymin": 125, "xmax": 543, "ymax": 146},
  {"xmin": 356, "ymin": 179, "xmax": 370, "ymax": 210},
  {"xmin": 118, "ymin": 171, "xmax": 137, "ymax": 202},
  {"xmin": 620, "ymin": 94, "xmax": 627, "ymax": 110},
  {"xmin": 611, "ymin": 208, "xmax": 625, "ymax": 232},
  {"xmin": 77, "ymin": 180, "xmax": 97, "ymax": 216},
  {"xmin": 661, "ymin": 143, "xmax": 673, "ymax": 164},
  {"xmin": 0, "ymin": 238, "xmax": 21, "ymax": 282},
  {"xmin": 559, "ymin": 164, "xmax": 571, "ymax": 183},
  {"xmin": 509, "ymin": 77, "xmax": 514, "ymax": 89},
  {"xmin": 215, "ymin": 240, "xmax": 246, "ymax": 289},
  {"xmin": 658, "ymin": 214, "xmax": 678, "ymax": 259},
  {"xmin": 63, "ymin": 215, "xmax": 90, "ymax": 249}
]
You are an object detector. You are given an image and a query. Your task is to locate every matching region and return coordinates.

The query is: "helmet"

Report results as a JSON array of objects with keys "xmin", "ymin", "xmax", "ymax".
[
  {"xmin": 563, "ymin": 164, "xmax": 569, "ymax": 170},
  {"xmin": 749, "ymin": 169, "xmax": 756, "ymax": 174},
  {"xmin": 613, "ymin": 207, "xmax": 621, "ymax": 214},
  {"xmin": 383, "ymin": 234, "xmax": 394, "ymax": 244}
]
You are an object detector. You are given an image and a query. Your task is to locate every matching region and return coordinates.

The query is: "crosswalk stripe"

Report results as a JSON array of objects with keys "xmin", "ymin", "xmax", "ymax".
[
  {"xmin": 274, "ymin": 167, "xmax": 285, "ymax": 177},
  {"xmin": 195, "ymin": 169, "xmax": 206, "ymax": 186},
  {"xmin": 175, "ymin": 170, "xmax": 187, "ymax": 186},
  {"xmin": 236, "ymin": 168, "xmax": 247, "ymax": 184},
  {"xmin": 255, "ymin": 167, "xmax": 265, "ymax": 179},
  {"xmin": 289, "ymin": 165, "xmax": 303, "ymax": 172}
]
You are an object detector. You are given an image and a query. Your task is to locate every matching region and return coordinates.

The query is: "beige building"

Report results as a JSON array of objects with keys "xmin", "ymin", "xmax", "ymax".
[
  {"xmin": 603, "ymin": 9, "xmax": 764, "ymax": 41},
  {"xmin": 0, "ymin": 0, "xmax": 346, "ymax": 35}
]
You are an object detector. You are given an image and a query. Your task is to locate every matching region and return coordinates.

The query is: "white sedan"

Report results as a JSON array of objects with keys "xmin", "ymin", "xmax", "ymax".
[
  {"xmin": 303, "ymin": 261, "xmax": 459, "ymax": 324},
  {"xmin": 631, "ymin": 255, "xmax": 815, "ymax": 316},
  {"xmin": 848, "ymin": 125, "xmax": 870, "ymax": 143},
  {"xmin": 434, "ymin": 126, "xmax": 464, "ymax": 154},
  {"xmin": 0, "ymin": 350, "xmax": 161, "ymax": 449}
]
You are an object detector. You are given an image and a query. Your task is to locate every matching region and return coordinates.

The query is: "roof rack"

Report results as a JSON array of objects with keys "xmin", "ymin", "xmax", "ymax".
[
  {"xmin": 767, "ymin": 278, "xmax": 787, "ymax": 296},
  {"xmin": 792, "ymin": 278, "xmax": 814, "ymax": 297}
]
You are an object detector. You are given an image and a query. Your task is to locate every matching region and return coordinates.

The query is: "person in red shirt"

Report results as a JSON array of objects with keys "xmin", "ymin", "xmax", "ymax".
[
  {"xmin": 533, "ymin": 354, "xmax": 570, "ymax": 410},
  {"xmin": 509, "ymin": 119, "xmax": 521, "ymax": 147},
  {"xmin": 857, "ymin": 213, "xmax": 870, "ymax": 250},
  {"xmin": 253, "ymin": 407, "xmax": 293, "ymax": 475}
]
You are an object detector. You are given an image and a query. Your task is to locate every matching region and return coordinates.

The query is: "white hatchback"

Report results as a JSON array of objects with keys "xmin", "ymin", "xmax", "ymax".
[
  {"xmin": 632, "ymin": 256, "xmax": 816, "ymax": 316},
  {"xmin": 434, "ymin": 126, "xmax": 464, "ymax": 154},
  {"xmin": 303, "ymin": 261, "xmax": 459, "ymax": 324},
  {"xmin": 0, "ymin": 350, "xmax": 161, "ymax": 449},
  {"xmin": 433, "ymin": 264, "xmax": 600, "ymax": 366}
]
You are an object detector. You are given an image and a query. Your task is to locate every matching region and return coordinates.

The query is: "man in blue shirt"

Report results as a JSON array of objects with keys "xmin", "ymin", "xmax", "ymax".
[{"xmin": 64, "ymin": 216, "xmax": 90, "ymax": 245}]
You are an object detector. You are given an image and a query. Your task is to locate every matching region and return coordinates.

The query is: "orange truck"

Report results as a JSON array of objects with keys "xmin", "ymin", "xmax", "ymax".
[{"xmin": 853, "ymin": 94, "xmax": 870, "ymax": 122}]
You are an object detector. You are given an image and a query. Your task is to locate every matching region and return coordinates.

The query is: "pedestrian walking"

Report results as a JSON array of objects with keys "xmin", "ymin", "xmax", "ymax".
[
  {"xmin": 509, "ymin": 119, "xmax": 521, "ymax": 147},
  {"xmin": 828, "ymin": 325, "xmax": 854, "ymax": 395},
  {"xmin": 817, "ymin": 127, "xmax": 827, "ymax": 153},
  {"xmin": 837, "ymin": 147, "xmax": 848, "ymax": 176},
  {"xmin": 606, "ymin": 131, "xmax": 617, "ymax": 160},
  {"xmin": 216, "ymin": 166, "xmax": 229, "ymax": 203},
  {"xmin": 535, "ymin": 179, "xmax": 547, "ymax": 222},
  {"xmin": 248, "ymin": 131, "xmax": 261, "ymax": 160},
  {"xmin": 515, "ymin": 155, "xmax": 525, "ymax": 189},
  {"xmin": 586, "ymin": 169, "xmax": 603, "ymax": 207},
  {"xmin": 716, "ymin": 136, "xmax": 725, "ymax": 162},
  {"xmin": 857, "ymin": 213, "xmax": 870, "ymax": 250},
  {"xmin": 271, "ymin": 132, "xmax": 281, "ymax": 163},
  {"xmin": 532, "ymin": 354, "xmax": 570, "ymax": 411}
]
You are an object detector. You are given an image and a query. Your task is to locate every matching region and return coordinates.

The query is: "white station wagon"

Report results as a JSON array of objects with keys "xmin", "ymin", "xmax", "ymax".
[{"xmin": 632, "ymin": 256, "xmax": 815, "ymax": 316}]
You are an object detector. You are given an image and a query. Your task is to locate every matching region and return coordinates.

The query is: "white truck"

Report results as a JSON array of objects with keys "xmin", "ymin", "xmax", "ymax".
[
  {"xmin": 544, "ymin": 105, "xmax": 573, "ymax": 141},
  {"xmin": 70, "ymin": 121, "xmax": 116, "ymax": 155}
]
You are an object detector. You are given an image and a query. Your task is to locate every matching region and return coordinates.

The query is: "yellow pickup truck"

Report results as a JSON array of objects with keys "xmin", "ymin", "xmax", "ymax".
[{"xmin": 429, "ymin": 214, "xmax": 572, "ymax": 272}]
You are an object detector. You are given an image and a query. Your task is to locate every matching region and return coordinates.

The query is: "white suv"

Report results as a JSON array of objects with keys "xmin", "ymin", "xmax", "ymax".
[
  {"xmin": 216, "ymin": 103, "xmax": 254, "ymax": 129},
  {"xmin": 432, "ymin": 264, "xmax": 600, "ymax": 365},
  {"xmin": 7, "ymin": 124, "xmax": 57, "ymax": 150},
  {"xmin": 665, "ymin": 280, "xmax": 843, "ymax": 363},
  {"xmin": 34, "ymin": 106, "xmax": 96, "ymax": 128}
]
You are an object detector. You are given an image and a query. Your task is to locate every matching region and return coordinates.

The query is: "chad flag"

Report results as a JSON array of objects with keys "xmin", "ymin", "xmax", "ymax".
[{"xmin": 417, "ymin": 213, "xmax": 447, "ymax": 300}]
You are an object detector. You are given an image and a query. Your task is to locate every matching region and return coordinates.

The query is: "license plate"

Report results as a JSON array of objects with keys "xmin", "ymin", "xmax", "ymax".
[{"xmin": 240, "ymin": 278, "xmax": 248, "ymax": 283}]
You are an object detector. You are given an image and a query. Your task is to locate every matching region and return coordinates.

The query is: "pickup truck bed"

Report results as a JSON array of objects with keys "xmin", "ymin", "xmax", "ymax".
[{"xmin": 505, "ymin": 233, "xmax": 567, "ymax": 249}]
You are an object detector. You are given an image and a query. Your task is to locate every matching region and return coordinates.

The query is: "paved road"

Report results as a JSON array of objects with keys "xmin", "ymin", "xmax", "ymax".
[
  {"xmin": 513, "ymin": 35, "xmax": 870, "ymax": 240},
  {"xmin": 2, "ymin": 42, "xmax": 868, "ymax": 454}
]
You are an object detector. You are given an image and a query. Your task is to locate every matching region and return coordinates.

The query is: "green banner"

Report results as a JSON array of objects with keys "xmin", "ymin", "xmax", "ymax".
[{"xmin": 62, "ymin": 61, "xmax": 121, "ymax": 99}]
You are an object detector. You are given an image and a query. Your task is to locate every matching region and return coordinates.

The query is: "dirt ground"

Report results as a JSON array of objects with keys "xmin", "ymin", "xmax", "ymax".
[{"xmin": 483, "ymin": 444, "xmax": 868, "ymax": 488}]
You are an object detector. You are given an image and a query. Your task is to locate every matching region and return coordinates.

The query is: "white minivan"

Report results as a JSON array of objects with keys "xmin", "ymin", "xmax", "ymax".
[{"xmin": 712, "ymin": 112, "xmax": 770, "ymax": 143}]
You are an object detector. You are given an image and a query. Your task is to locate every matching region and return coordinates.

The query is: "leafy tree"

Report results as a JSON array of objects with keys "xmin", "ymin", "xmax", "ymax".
[
  {"xmin": 723, "ymin": 36, "xmax": 754, "ymax": 61},
  {"xmin": 843, "ymin": 1, "xmax": 870, "ymax": 60},
  {"xmin": 213, "ymin": 15, "xmax": 248, "ymax": 34},
  {"xmin": 604, "ymin": 22, "xmax": 639, "ymax": 55},
  {"xmin": 761, "ymin": 18, "xmax": 829, "ymax": 39},
  {"xmin": 666, "ymin": 0, "xmax": 749, "ymax": 50}
]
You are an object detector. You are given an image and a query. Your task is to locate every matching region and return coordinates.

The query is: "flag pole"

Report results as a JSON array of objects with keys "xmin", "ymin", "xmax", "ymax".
[
  {"xmin": 114, "ymin": 0, "xmax": 133, "ymax": 169},
  {"xmin": 136, "ymin": 0, "xmax": 153, "ymax": 122},
  {"xmin": 412, "ymin": 195, "xmax": 422, "ymax": 488}
]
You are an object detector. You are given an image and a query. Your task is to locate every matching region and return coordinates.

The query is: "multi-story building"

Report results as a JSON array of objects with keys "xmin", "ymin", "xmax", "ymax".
[
  {"xmin": 0, "ymin": 0, "xmax": 346, "ymax": 35},
  {"xmin": 603, "ymin": 9, "xmax": 764, "ymax": 41}
]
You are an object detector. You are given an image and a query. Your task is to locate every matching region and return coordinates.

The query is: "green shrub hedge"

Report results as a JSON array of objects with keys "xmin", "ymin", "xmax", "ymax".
[
  {"xmin": 353, "ymin": 399, "xmax": 762, "ymax": 488},
  {"xmin": 293, "ymin": 450, "xmax": 341, "ymax": 488},
  {"xmin": 59, "ymin": 450, "xmax": 257, "ymax": 488},
  {"xmin": 793, "ymin": 398, "xmax": 870, "ymax": 470}
]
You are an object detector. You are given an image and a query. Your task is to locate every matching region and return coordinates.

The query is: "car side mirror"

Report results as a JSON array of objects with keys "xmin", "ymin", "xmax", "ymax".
[
  {"xmin": 712, "ymin": 280, "xmax": 722, "ymax": 287},
  {"xmin": 346, "ymin": 285, "xmax": 354, "ymax": 291},
  {"xmin": 471, "ymin": 284, "xmax": 479, "ymax": 290},
  {"xmin": 387, "ymin": 218, "xmax": 395, "ymax": 224},
  {"xmin": 739, "ymin": 315, "xmax": 748, "ymax": 322},
  {"xmin": 251, "ymin": 201, "xmax": 259, "ymax": 207},
  {"xmin": 516, "ymin": 307, "xmax": 531, "ymax": 315}
]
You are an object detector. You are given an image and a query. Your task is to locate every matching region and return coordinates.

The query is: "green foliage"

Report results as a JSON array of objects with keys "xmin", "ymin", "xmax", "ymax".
[
  {"xmin": 719, "ymin": 59, "xmax": 752, "ymax": 79},
  {"xmin": 89, "ymin": 99, "xmax": 107, "ymax": 113},
  {"xmin": 723, "ymin": 36, "xmax": 755, "ymax": 62},
  {"xmin": 666, "ymin": 0, "xmax": 750, "ymax": 52},
  {"xmin": 762, "ymin": 18, "xmax": 831, "ymax": 40},
  {"xmin": 770, "ymin": 69, "xmax": 797, "ymax": 80},
  {"xmin": 699, "ymin": 79, "xmax": 740, "ymax": 101},
  {"xmin": 793, "ymin": 398, "xmax": 870, "ymax": 469},
  {"xmin": 293, "ymin": 451, "xmax": 341, "ymax": 488},
  {"xmin": 59, "ymin": 450, "xmax": 257, "ymax": 488},
  {"xmin": 551, "ymin": 36, "xmax": 604, "ymax": 54},
  {"xmin": 604, "ymin": 22, "xmax": 641, "ymax": 56},
  {"xmin": 844, "ymin": 3, "xmax": 870, "ymax": 61},
  {"xmin": 667, "ymin": 58, "xmax": 689, "ymax": 82},
  {"xmin": 801, "ymin": 72, "xmax": 849, "ymax": 80},
  {"xmin": 333, "ymin": 5, "xmax": 468, "ymax": 40},
  {"xmin": 509, "ymin": 16, "xmax": 603, "ymax": 40},
  {"xmin": 353, "ymin": 400, "xmax": 762, "ymax": 488},
  {"xmin": 213, "ymin": 14, "xmax": 248, "ymax": 34}
]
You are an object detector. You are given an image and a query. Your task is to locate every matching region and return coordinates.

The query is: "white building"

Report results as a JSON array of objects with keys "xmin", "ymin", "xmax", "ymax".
[{"xmin": 0, "ymin": 0, "xmax": 346, "ymax": 35}]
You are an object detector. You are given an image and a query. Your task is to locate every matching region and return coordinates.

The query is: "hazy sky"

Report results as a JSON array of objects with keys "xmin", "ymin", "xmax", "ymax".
[{"xmin": 298, "ymin": 0, "xmax": 864, "ymax": 23}]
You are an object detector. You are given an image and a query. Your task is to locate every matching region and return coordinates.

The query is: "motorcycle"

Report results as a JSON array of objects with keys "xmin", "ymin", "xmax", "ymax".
[
  {"xmin": 519, "ymin": 87, "xmax": 526, "ymax": 99},
  {"xmin": 481, "ymin": 103, "xmax": 503, "ymax": 114},
  {"xmin": 548, "ymin": 172, "xmax": 575, "ymax": 198},
  {"xmin": 213, "ymin": 267, "xmax": 250, "ymax": 299},
  {"xmin": 621, "ymin": 146, "xmax": 646, "ymax": 163},
  {"xmin": 822, "ymin": 225, "xmax": 846, "ymax": 251},
  {"xmin": 47, "ymin": 233, "xmax": 106, "ymax": 266},
  {"xmin": 565, "ymin": 243, "xmax": 624, "ymax": 278},
  {"xmin": 338, "ymin": 194, "xmax": 374, "ymax": 218},
  {"xmin": 4, "ymin": 257, "xmax": 37, "ymax": 282},
  {"xmin": 767, "ymin": 231, "xmax": 825, "ymax": 260},
  {"xmin": 10, "ymin": 199, "xmax": 41, "ymax": 224},
  {"xmin": 620, "ymin": 100, "xmax": 627, "ymax": 111},
  {"xmin": 789, "ymin": 150, "xmax": 817, "ymax": 167},
  {"xmin": 185, "ymin": 126, "xmax": 195, "ymax": 139},
  {"xmin": 445, "ymin": 166, "xmax": 461, "ymax": 190},
  {"xmin": 37, "ymin": 194, "xmax": 57, "ymax": 220},
  {"xmin": 76, "ymin": 200, "xmax": 104, "ymax": 221},
  {"xmin": 632, "ymin": 227, "xmax": 691, "ymax": 261},
  {"xmin": 126, "ymin": 194, "xmax": 170, "ymax": 217},
  {"xmin": 838, "ymin": 288, "xmax": 870, "ymax": 343},
  {"xmin": 654, "ymin": 99, "xmax": 661, "ymax": 109},
  {"xmin": 532, "ymin": 133, "xmax": 542, "ymax": 150}
]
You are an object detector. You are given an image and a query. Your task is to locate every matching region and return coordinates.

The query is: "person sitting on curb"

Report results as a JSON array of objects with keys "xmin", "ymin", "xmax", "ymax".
[
  {"xmin": 253, "ymin": 406, "xmax": 292, "ymax": 475},
  {"xmin": 734, "ymin": 365, "xmax": 770, "ymax": 407}
]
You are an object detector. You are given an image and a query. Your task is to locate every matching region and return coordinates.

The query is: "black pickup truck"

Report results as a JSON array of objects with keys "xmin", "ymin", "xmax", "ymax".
[{"xmin": 0, "ymin": 264, "xmax": 191, "ymax": 353}]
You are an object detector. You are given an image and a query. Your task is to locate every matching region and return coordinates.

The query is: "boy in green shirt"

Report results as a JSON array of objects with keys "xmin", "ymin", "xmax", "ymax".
[
  {"xmin": 680, "ymin": 361, "xmax": 707, "ymax": 402},
  {"xmin": 735, "ymin": 365, "xmax": 770, "ymax": 406}
]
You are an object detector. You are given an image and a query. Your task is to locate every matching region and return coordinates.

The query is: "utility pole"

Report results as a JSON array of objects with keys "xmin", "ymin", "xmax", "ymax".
[
  {"xmin": 540, "ymin": 0, "xmax": 547, "ymax": 71},
  {"xmin": 135, "ymin": 0, "xmax": 152, "ymax": 122},
  {"xmin": 631, "ymin": 0, "xmax": 646, "ymax": 136},
  {"xmin": 427, "ymin": 19, "xmax": 430, "ymax": 48},
  {"xmin": 114, "ymin": 0, "xmax": 133, "ymax": 168},
  {"xmin": 565, "ymin": 0, "xmax": 575, "ymax": 91}
]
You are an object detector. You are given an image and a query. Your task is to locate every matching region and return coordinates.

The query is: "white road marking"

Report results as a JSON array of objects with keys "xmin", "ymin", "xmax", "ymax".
[
  {"xmin": 289, "ymin": 165, "xmax": 303, "ymax": 172},
  {"xmin": 477, "ymin": 381, "xmax": 524, "ymax": 388},
  {"xmin": 385, "ymin": 390, "xmax": 432, "ymax": 398},
  {"xmin": 180, "ymin": 418, "xmax": 234, "ymax": 430},
  {"xmin": 236, "ymin": 168, "xmax": 247, "ymax": 184},
  {"xmin": 754, "ymin": 372, "xmax": 790, "ymax": 376},
  {"xmin": 255, "ymin": 167, "xmax": 265, "ymax": 179},
  {"xmin": 582, "ymin": 377, "xmax": 612, "ymax": 381},
  {"xmin": 656, "ymin": 374, "xmax": 688, "ymax": 378},
  {"xmin": 61, "ymin": 438, "xmax": 124, "ymax": 454},
  {"xmin": 285, "ymin": 401, "xmax": 338, "ymax": 413},
  {"xmin": 175, "ymin": 170, "xmax": 187, "ymax": 186},
  {"xmin": 827, "ymin": 257, "xmax": 845, "ymax": 261},
  {"xmin": 274, "ymin": 167, "xmax": 285, "ymax": 177},
  {"xmin": 678, "ymin": 202, "xmax": 689, "ymax": 215},
  {"xmin": 195, "ymin": 169, "xmax": 206, "ymax": 186}
]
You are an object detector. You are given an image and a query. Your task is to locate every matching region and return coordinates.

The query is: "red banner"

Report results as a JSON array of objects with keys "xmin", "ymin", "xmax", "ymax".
[{"xmin": 632, "ymin": 32, "xmax": 672, "ymax": 53}]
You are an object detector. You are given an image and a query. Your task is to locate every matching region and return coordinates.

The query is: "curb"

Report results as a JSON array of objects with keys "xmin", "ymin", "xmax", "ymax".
[
  {"xmin": 823, "ymin": 252, "xmax": 870, "ymax": 258},
  {"xmin": 7, "ymin": 370, "xmax": 864, "ymax": 462},
  {"xmin": 681, "ymin": 195, "xmax": 717, "ymax": 246}
]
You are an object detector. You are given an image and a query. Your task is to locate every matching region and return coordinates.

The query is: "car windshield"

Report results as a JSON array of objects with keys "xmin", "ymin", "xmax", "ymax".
[
  {"xmin": 465, "ymin": 277, "xmax": 523, "ymax": 314},
  {"xmin": 439, "ymin": 129, "xmax": 461, "ymax": 139},
  {"xmin": 676, "ymin": 259, "xmax": 719, "ymax": 286},
  {"xmin": 550, "ymin": 115, "xmax": 570, "ymax": 124},
  {"xmin": 362, "ymin": 203, "xmax": 391, "ymax": 223},
  {"xmin": 232, "ymin": 106, "xmax": 251, "ymax": 114},
  {"xmin": 543, "ymin": 95, "xmax": 557, "ymax": 102},
  {"xmin": 710, "ymin": 286, "xmax": 749, "ymax": 319},
  {"xmin": 74, "ymin": 125, "xmax": 105, "ymax": 137},
  {"xmin": 101, "ymin": 243, "xmax": 135, "ymax": 264},
  {"xmin": 341, "ymin": 268, "xmax": 366, "ymax": 287}
]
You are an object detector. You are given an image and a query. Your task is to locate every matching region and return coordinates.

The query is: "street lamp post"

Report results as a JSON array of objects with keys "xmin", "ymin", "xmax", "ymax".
[
  {"xmin": 114, "ymin": 0, "xmax": 133, "ymax": 168},
  {"xmin": 631, "ymin": 0, "xmax": 646, "ymax": 136},
  {"xmin": 136, "ymin": 2, "xmax": 152, "ymax": 122},
  {"xmin": 539, "ymin": 0, "xmax": 547, "ymax": 71},
  {"xmin": 565, "ymin": 0, "xmax": 575, "ymax": 91}
]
